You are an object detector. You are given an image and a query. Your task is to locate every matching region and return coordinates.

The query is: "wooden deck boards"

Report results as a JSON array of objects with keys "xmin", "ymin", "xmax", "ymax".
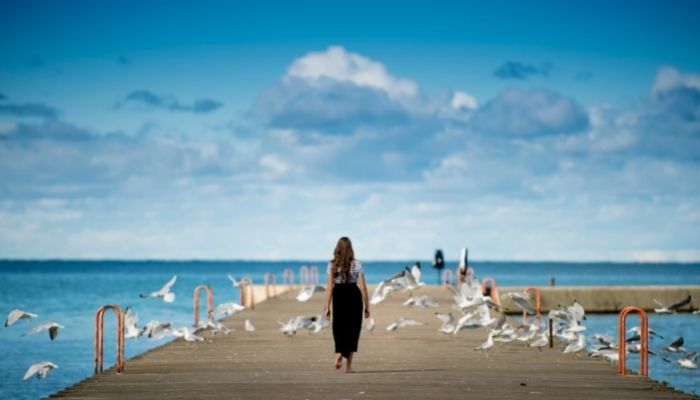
[{"xmin": 48, "ymin": 286, "xmax": 696, "ymax": 399}]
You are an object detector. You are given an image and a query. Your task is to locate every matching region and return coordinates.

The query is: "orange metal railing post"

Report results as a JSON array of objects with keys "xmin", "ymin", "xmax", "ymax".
[
  {"xmin": 264, "ymin": 273, "xmax": 277, "ymax": 300},
  {"xmin": 193, "ymin": 285, "xmax": 214, "ymax": 327},
  {"xmin": 618, "ymin": 306, "xmax": 649, "ymax": 376},
  {"xmin": 240, "ymin": 277, "xmax": 255, "ymax": 310},
  {"xmin": 523, "ymin": 286, "xmax": 542, "ymax": 325},
  {"xmin": 481, "ymin": 277, "xmax": 500, "ymax": 306},
  {"xmin": 94, "ymin": 304, "xmax": 125, "ymax": 374},
  {"xmin": 299, "ymin": 266, "xmax": 309, "ymax": 286},
  {"xmin": 441, "ymin": 269, "xmax": 454, "ymax": 289},
  {"xmin": 309, "ymin": 266, "xmax": 319, "ymax": 286},
  {"xmin": 283, "ymin": 268, "xmax": 295, "ymax": 289}
]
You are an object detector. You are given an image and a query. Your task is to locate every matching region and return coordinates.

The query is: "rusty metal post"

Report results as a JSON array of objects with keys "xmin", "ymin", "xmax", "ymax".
[
  {"xmin": 94, "ymin": 304, "xmax": 125, "ymax": 374},
  {"xmin": 618, "ymin": 306, "xmax": 649, "ymax": 376},
  {"xmin": 194, "ymin": 285, "xmax": 214, "ymax": 327}
]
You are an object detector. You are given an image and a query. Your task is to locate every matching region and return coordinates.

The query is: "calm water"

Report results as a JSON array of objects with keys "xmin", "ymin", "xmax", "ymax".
[{"xmin": 0, "ymin": 260, "xmax": 698, "ymax": 399}]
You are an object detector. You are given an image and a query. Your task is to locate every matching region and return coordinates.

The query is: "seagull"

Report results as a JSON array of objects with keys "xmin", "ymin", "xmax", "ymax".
[
  {"xmin": 675, "ymin": 352, "xmax": 698, "ymax": 369},
  {"xmin": 365, "ymin": 318, "xmax": 376, "ymax": 332},
  {"xmin": 5, "ymin": 309, "xmax": 37, "ymax": 327},
  {"xmin": 528, "ymin": 332, "xmax": 549, "ymax": 350},
  {"xmin": 172, "ymin": 327, "xmax": 204, "ymax": 342},
  {"xmin": 403, "ymin": 295, "xmax": 439, "ymax": 308},
  {"xmin": 140, "ymin": 275, "xmax": 177, "ymax": 303},
  {"xmin": 296, "ymin": 285, "xmax": 315, "ymax": 302},
  {"xmin": 245, "ymin": 319, "xmax": 256, "ymax": 332},
  {"xmin": 279, "ymin": 317, "xmax": 304, "ymax": 335},
  {"xmin": 227, "ymin": 274, "xmax": 245, "ymax": 288},
  {"xmin": 411, "ymin": 262, "xmax": 422, "ymax": 286},
  {"xmin": 653, "ymin": 295, "xmax": 691, "ymax": 314},
  {"xmin": 124, "ymin": 306, "xmax": 139, "ymax": 339},
  {"xmin": 663, "ymin": 337, "xmax": 687, "ymax": 354},
  {"xmin": 214, "ymin": 302, "xmax": 245, "ymax": 317},
  {"xmin": 24, "ymin": 322, "xmax": 64, "ymax": 341},
  {"xmin": 501, "ymin": 292, "xmax": 536, "ymax": 315},
  {"xmin": 565, "ymin": 300, "xmax": 586, "ymax": 322},
  {"xmin": 475, "ymin": 332, "xmax": 495, "ymax": 352},
  {"xmin": 452, "ymin": 312, "xmax": 481, "ymax": 335},
  {"xmin": 386, "ymin": 317, "xmax": 423, "ymax": 332},
  {"xmin": 139, "ymin": 320, "xmax": 172, "ymax": 340},
  {"xmin": 626, "ymin": 326, "xmax": 664, "ymax": 339},
  {"xmin": 563, "ymin": 334, "xmax": 587, "ymax": 354},
  {"xmin": 23, "ymin": 361, "xmax": 58, "ymax": 380},
  {"xmin": 435, "ymin": 312, "xmax": 455, "ymax": 334},
  {"xmin": 591, "ymin": 334, "xmax": 616, "ymax": 348},
  {"xmin": 197, "ymin": 319, "xmax": 231, "ymax": 335}
]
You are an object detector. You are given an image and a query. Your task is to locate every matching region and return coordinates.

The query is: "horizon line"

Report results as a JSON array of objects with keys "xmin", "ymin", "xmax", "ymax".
[{"xmin": 1, "ymin": 258, "xmax": 699, "ymax": 264}]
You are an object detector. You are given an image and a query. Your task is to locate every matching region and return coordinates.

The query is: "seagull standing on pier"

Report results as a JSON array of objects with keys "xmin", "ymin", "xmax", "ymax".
[
  {"xmin": 245, "ymin": 319, "xmax": 256, "ymax": 332},
  {"xmin": 140, "ymin": 275, "xmax": 177, "ymax": 303}
]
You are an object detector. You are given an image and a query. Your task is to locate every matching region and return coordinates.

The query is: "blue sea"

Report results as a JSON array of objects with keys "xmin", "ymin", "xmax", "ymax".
[{"xmin": 0, "ymin": 260, "xmax": 699, "ymax": 399}]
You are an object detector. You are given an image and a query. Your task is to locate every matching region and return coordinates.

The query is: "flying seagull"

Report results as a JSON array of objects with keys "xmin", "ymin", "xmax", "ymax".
[
  {"xmin": 124, "ymin": 306, "xmax": 139, "ymax": 339},
  {"xmin": 653, "ymin": 295, "xmax": 691, "ymax": 314},
  {"xmin": 140, "ymin": 275, "xmax": 177, "ymax": 303},
  {"xmin": 23, "ymin": 361, "xmax": 57, "ymax": 380},
  {"xmin": 24, "ymin": 322, "xmax": 64, "ymax": 340},
  {"xmin": 139, "ymin": 320, "xmax": 172, "ymax": 340},
  {"xmin": 5, "ymin": 309, "xmax": 37, "ymax": 327},
  {"xmin": 676, "ymin": 352, "xmax": 698, "ymax": 370}
]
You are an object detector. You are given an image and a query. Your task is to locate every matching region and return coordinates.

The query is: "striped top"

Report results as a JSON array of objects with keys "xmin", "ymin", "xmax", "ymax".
[{"xmin": 327, "ymin": 260, "xmax": 364, "ymax": 284}]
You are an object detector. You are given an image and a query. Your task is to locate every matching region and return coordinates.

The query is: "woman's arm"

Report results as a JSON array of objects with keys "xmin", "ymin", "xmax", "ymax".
[
  {"xmin": 323, "ymin": 272, "xmax": 334, "ymax": 320},
  {"xmin": 358, "ymin": 273, "xmax": 370, "ymax": 318}
]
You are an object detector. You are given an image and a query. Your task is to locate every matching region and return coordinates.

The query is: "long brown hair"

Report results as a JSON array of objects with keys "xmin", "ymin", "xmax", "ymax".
[{"xmin": 331, "ymin": 237, "xmax": 355, "ymax": 283}]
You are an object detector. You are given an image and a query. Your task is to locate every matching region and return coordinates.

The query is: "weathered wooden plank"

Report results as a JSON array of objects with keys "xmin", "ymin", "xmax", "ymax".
[{"xmin": 48, "ymin": 286, "xmax": 697, "ymax": 400}]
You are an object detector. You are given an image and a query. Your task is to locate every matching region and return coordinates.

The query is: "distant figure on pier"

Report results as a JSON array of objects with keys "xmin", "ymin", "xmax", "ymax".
[
  {"xmin": 323, "ymin": 237, "xmax": 370, "ymax": 373},
  {"xmin": 433, "ymin": 249, "xmax": 445, "ymax": 285},
  {"xmin": 457, "ymin": 247, "xmax": 469, "ymax": 286}
]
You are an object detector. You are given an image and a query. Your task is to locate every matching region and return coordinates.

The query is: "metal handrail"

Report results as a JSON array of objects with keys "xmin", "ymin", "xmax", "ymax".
[
  {"xmin": 264, "ymin": 273, "xmax": 277, "ymax": 299},
  {"xmin": 240, "ymin": 276, "xmax": 255, "ymax": 310},
  {"xmin": 618, "ymin": 306, "xmax": 649, "ymax": 376},
  {"xmin": 193, "ymin": 285, "xmax": 214, "ymax": 328},
  {"xmin": 94, "ymin": 304, "xmax": 125, "ymax": 374},
  {"xmin": 441, "ymin": 269, "xmax": 454, "ymax": 289},
  {"xmin": 309, "ymin": 265, "xmax": 319, "ymax": 286},
  {"xmin": 283, "ymin": 268, "xmax": 295, "ymax": 289},
  {"xmin": 481, "ymin": 277, "xmax": 500, "ymax": 305},
  {"xmin": 299, "ymin": 265, "xmax": 309, "ymax": 285},
  {"xmin": 523, "ymin": 286, "xmax": 542, "ymax": 325}
]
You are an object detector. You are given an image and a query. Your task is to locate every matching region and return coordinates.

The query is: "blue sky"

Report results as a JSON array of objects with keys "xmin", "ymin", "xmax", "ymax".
[{"xmin": 1, "ymin": 1, "xmax": 699, "ymax": 261}]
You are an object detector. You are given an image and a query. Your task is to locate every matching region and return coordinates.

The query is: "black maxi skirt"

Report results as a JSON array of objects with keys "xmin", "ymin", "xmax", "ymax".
[{"xmin": 332, "ymin": 283, "xmax": 363, "ymax": 358}]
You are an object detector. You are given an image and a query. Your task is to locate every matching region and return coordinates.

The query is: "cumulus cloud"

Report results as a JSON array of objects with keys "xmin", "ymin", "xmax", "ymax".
[
  {"xmin": 493, "ymin": 61, "xmax": 552, "ymax": 80},
  {"xmin": 119, "ymin": 90, "xmax": 223, "ymax": 114},
  {"xmin": 286, "ymin": 46, "xmax": 418, "ymax": 100},
  {"xmin": 0, "ymin": 101, "xmax": 59, "ymax": 119},
  {"xmin": 471, "ymin": 88, "xmax": 589, "ymax": 136}
]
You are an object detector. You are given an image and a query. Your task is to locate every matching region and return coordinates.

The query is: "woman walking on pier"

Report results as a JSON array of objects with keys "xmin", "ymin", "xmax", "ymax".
[{"xmin": 324, "ymin": 237, "xmax": 370, "ymax": 373}]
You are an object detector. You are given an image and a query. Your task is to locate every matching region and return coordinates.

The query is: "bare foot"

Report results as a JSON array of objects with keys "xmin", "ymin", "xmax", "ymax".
[
  {"xmin": 334, "ymin": 355, "xmax": 342, "ymax": 370},
  {"xmin": 345, "ymin": 368, "xmax": 355, "ymax": 373}
]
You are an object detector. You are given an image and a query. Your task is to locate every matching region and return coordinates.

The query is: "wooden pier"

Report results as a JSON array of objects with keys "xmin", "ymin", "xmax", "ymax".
[{"xmin": 49, "ymin": 286, "xmax": 697, "ymax": 399}]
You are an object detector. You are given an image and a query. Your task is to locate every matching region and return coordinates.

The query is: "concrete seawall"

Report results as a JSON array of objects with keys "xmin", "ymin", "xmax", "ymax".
[{"xmin": 497, "ymin": 286, "xmax": 699, "ymax": 313}]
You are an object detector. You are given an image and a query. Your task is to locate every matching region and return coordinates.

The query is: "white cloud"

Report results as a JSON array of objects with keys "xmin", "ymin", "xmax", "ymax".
[
  {"xmin": 450, "ymin": 91, "xmax": 478, "ymax": 110},
  {"xmin": 286, "ymin": 46, "xmax": 418, "ymax": 100},
  {"xmin": 651, "ymin": 66, "xmax": 700, "ymax": 95}
]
